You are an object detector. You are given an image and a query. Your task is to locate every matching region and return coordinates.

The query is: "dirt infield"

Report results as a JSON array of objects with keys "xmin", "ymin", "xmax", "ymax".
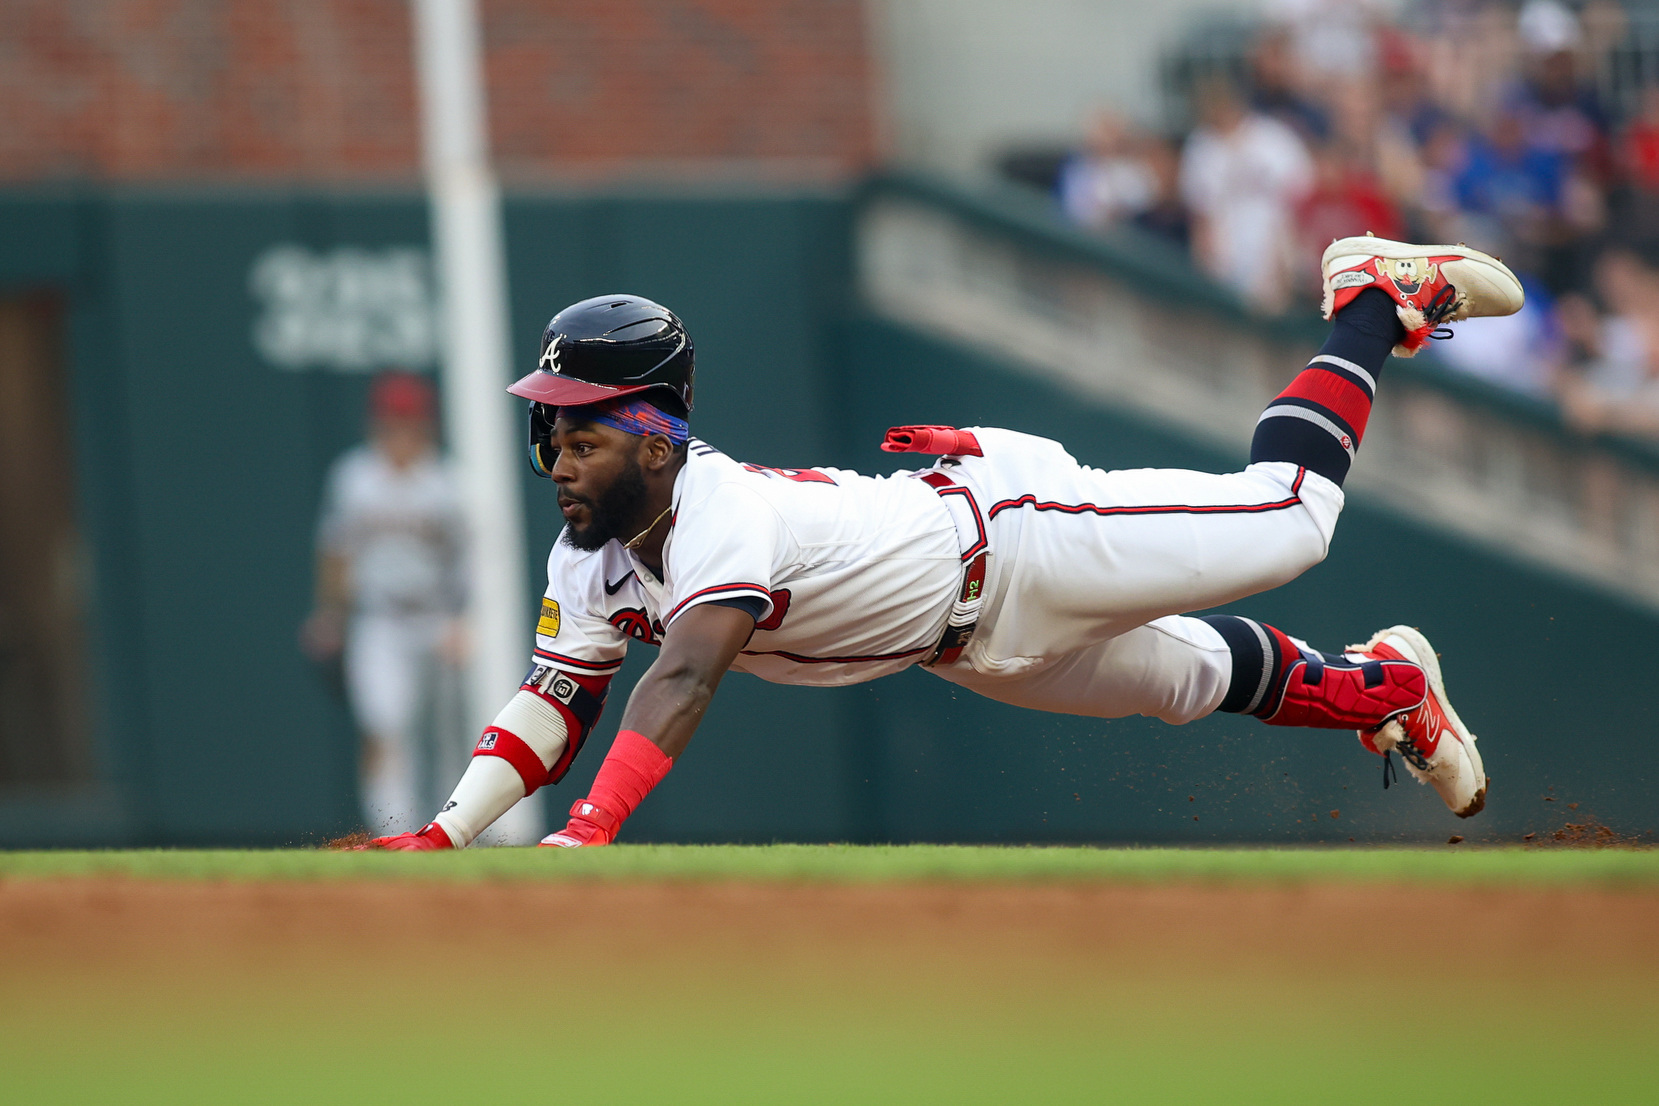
[
  {"xmin": 4, "ymin": 876, "xmax": 1655, "ymax": 1103},
  {"xmin": 5, "ymin": 877, "xmax": 1658, "ymax": 979}
]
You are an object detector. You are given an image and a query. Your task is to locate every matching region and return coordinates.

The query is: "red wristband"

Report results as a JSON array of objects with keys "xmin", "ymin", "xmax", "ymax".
[{"xmin": 577, "ymin": 729, "xmax": 673, "ymax": 842}]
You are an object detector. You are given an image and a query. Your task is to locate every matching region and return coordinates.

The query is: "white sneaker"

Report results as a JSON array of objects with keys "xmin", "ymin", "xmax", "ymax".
[
  {"xmin": 1322, "ymin": 235, "xmax": 1525, "ymax": 357},
  {"xmin": 1353, "ymin": 625, "xmax": 1488, "ymax": 818}
]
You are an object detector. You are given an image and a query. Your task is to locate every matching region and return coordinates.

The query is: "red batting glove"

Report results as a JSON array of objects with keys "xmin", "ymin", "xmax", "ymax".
[
  {"xmin": 359, "ymin": 822, "xmax": 455, "ymax": 851},
  {"xmin": 539, "ymin": 800, "xmax": 621, "ymax": 847}
]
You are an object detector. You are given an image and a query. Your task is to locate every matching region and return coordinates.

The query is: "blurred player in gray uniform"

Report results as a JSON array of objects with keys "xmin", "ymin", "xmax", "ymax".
[{"xmin": 303, "ymin": 371, "xmax": 468, "ymax": 833}]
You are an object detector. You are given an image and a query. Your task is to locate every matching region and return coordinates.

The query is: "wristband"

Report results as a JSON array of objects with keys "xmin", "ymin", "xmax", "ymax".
[{"xmin": 574, "ymin": 729, "xmax": 673, "ymax": 843}]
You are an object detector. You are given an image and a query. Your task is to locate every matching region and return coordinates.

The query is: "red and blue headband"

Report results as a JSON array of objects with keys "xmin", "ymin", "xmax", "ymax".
[{"xmin": 560, "ymin": 396, "xmax": 689, "ymax": 444}]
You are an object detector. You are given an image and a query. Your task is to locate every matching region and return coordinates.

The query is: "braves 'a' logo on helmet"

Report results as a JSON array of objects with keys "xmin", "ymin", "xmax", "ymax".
[{"xmin": 540, "ymin": 334, "xmax": 563, "ymax": 374}]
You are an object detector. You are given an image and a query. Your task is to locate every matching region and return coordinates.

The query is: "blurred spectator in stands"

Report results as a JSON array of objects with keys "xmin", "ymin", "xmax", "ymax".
[
  {"xmin": 1619, "ymin": 86, "xmax": 1659, "ymax": 193},
  {"xmin": 1510, "ymin": 0, "xmax": 1612, "ymax": 288},
  {"xmin": 1558, "ymin": 248, "xmax": 1659, "ymax": 438},
  {"xmin": 1264, "ymin": 0, "xmax": 1383, "ymax": 87},
  {"xmin": 1552, "ymin": 290, "xmax": 1604, "ymax": 377},
  {"xmin": 1295, "ymin": 138, "xmax": 1405, "ymax": 299},
  {"xmin": 1370, "ymin": 35, "xmax": 1447, "ymax": 228},
  {"xmin": 1422, "ymin": 0, "xmax": 1523, "ymax": 127},
  {"xmin": 1511, "ymin": 1, "xmax": 1610, "ymax": 171},
  {"xmin": 1059, "ymin": 111, "xmax": 1159, "ymax": 231},
  {"xmin": 1614, "ymin": 86, "xmax": 1659, "ymax": 241},
  {"xmin": 1059, "ymin": 112, "xmax": 1190, "ymax": 249},
  {"xmin": 1247, "ymin": 27, "xmax": 1328, "ymax": 143},
  {"xmin": 1179, "ymin": 77, "xmax": 1313, "ymax": 313},
  {"xmin": 1413, "ymin": 117, "xmax": 1475, "ymax": 242},
  {"xmin": 301, "ymin": 371, "xmax": 469, "ymax": 833},
  {"xmin": 1431, "ymin": 274, "xmax": 1560, "ymax": 397},
  {"xmin": 1377, "ymin": 28, "xmax": 1452, "ymax": 149},
  {"xmin": 1132, "ymin": 135, "xmax": 1192, "ymax": 249},
  {"xmin": 1453, "ymin": 107, "xmax": 1567, "ymax": 275}
]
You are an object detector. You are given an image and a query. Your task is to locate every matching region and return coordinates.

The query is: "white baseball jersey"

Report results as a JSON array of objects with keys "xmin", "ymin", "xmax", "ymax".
[
  {"xmin": 317, "ymin": 445, "xmax": 467, "ymax": 615},
  {"xmin": 531, "ymin": 438, "xmax": 966, "ymax": 686},
  {"xmin": 531, "ymin": 428, "xmax": 1347, "ymax": 727}
]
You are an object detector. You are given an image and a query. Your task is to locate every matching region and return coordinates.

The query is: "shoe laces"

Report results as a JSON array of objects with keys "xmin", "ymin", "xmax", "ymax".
[{"xmin": 1423, "ymin": 283, "xmax": 1460, "ymax": 343}]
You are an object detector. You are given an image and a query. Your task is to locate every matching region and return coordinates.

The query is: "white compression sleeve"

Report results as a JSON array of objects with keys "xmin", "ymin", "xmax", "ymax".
[
  {"xmin": 431, "ymin": 688, "xmax": 570, "ymax": 848},
  {"xmin": 431, "ymin": 757, "xmax": 525, "ymax": 848}
]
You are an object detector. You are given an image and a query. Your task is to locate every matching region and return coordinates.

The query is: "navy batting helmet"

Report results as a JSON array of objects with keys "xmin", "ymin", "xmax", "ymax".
[
  {"xmin": 508, "ymin": 294, "xmax": 694, "ymax": 414},
  {"xmin": 510, "ymin": 294, "xmax": 695, "ymax": 478}
]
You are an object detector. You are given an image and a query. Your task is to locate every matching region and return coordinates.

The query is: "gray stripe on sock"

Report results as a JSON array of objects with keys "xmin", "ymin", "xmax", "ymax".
[
  {"xmin": 1256, "ymin": 404, "xmax": 1357, "ymax": 458},
  {"xmin": 1240, "ymin": 618, "xmax": 1276, "ymax": 715},
  {"xmin": 1309, "ymin": 354, "xmax": 1377, "ymax": 394}
]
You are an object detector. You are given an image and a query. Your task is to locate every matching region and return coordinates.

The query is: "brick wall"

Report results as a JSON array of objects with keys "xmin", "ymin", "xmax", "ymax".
[{"xmin": 0, "ymin": 0, "xmax": 874, "ymax": 182}]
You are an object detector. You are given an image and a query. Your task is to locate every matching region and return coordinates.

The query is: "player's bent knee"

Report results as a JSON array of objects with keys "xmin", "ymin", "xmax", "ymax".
[
  {"xmin": 1286, "ymin": 466, "xmax": 1345, "ymax": 551},
  {"xmin": 1292, "ymin": 524, "xmax": 1333, "ymax": 576}
]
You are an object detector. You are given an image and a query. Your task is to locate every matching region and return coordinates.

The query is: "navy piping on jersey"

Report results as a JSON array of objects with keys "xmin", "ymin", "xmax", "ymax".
[
  {"xmin": 663, "ymin": 582, "xmax": 772, "ymax": 624},
  {"xmin": 986, "ymin": 467, "xmax": 1307, "ymax": 520},
  {"xmin": 739, "ymin": 646, "xmax": 933, "ymax": 664},
  {"xmin": 532, "ymin": 647, "xmax": 622, "ymax": 673}
]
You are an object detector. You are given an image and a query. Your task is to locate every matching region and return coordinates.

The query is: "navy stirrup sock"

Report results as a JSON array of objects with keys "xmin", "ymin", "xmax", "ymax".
[
  {"xmin": 1201, "ymin": 615, "xmax": 1287, "ymax": 716},
  {"xmin": 1250, "ymin": 287, "xmax": 1404, "ymax": 486}
]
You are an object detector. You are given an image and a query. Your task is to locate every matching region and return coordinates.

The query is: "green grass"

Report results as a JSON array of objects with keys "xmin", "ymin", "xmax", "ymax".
[
  {"xmin": 2, "ymin": 842, "xmax": 1657, "ymax": 885},
  {"xmin": 3, "ymin": 844, "xmax": 1655, "ymax": 1104}
]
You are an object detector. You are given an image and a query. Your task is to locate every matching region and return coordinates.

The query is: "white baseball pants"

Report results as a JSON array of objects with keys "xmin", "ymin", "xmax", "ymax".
[{"xmin": 927, "ymin": 429, "xmax": 1345, "ymax": 724}]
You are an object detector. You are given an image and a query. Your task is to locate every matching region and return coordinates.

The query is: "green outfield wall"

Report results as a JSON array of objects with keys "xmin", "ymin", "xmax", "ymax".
[{"xmin": 0, "ymin": 183, "xmax": 1650, "ymax": 846}]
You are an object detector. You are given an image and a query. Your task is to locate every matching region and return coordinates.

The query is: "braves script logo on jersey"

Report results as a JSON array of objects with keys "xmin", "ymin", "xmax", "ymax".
[
  {"xmin": 538, "ymin": 599, "xmax": 561, "ymax": 637},
  {"xmin": 540, "ymin": 334, "xmax": 564, "ymax": 373}
]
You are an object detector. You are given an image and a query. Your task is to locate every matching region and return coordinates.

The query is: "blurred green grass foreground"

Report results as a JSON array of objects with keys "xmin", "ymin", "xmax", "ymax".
[{"xmin": 2, "ymin": 845, "xmax": 1655, "ymax": 1105}]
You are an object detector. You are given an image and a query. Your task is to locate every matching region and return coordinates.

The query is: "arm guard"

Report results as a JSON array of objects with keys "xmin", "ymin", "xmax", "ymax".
[{"xmin": 474, "ymin": 665, "xmax": 612, "ymax": 794}]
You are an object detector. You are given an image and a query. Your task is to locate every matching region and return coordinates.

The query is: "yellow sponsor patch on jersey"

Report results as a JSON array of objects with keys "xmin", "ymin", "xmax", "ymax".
[{"xmin": 537, "ymin": 598, "xmax": 561, "ymax": 638}]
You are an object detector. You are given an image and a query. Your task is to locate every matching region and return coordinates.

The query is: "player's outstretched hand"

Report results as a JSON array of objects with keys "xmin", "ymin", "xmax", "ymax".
[
  {"xmin": 357, "ymin": 823, "xmax": 454, "ymax": 851},
  {"xmin": 539, "ymin": 801, "xmax": 618, "ymax": 847}
]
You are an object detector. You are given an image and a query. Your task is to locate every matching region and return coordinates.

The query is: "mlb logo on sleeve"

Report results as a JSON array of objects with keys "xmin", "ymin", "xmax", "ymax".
[{"xmin": 537, "ymin": 598, "xmax": 561, "ymax": 637}]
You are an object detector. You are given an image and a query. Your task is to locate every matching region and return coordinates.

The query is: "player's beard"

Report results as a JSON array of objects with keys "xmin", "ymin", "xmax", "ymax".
[{"xmin": 559, "ymin": 458, "xmax": 651, "ymax": 552}]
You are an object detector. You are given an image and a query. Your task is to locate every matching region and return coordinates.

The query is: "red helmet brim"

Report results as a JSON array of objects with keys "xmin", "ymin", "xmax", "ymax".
[{"xmin": 506, "ymin": 370, "xmax": 657, "ymax": 407}]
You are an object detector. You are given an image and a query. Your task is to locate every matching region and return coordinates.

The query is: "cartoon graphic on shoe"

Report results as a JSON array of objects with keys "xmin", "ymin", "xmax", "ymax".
[
  {"xmin": 1322, "ymin": 235, "xmax": 1525, "ymax": 357},
  {"xmin": 1353, "ymin": 625, "xmax": 1487, "ymax": 818}
]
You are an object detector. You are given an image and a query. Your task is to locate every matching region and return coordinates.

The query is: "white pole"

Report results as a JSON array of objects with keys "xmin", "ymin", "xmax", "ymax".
[{"xmin": 410, "ymin": 0, "xmax": 542, "ymax": 843}]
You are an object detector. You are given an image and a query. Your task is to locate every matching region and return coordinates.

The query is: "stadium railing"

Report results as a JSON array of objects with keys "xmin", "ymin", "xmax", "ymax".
[{"xmin": 853, "ymin": 171, "xmax": 1659, "ymax": 614}]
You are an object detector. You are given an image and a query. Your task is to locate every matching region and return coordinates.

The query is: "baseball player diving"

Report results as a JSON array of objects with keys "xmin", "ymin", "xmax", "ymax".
[{"xmin": 366, "ymin": 235, "xmax": 1523, "ymax": 850}]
